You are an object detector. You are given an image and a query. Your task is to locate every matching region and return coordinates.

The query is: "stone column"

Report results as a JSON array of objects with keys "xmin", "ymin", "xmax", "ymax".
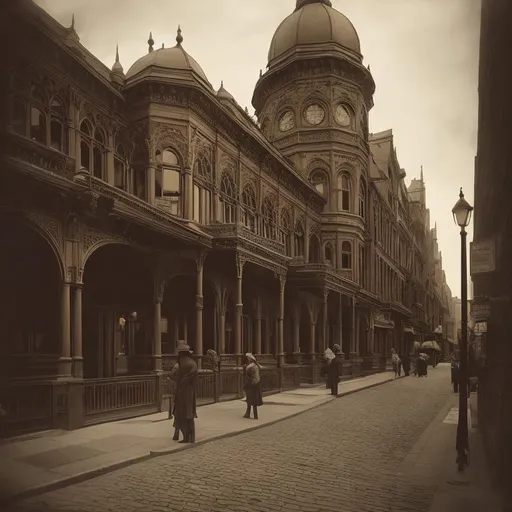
[
  {"xmin": 322, "ymin": 290, "xmax": 329, "ymax": 352},
  {"xmin": 234, "ymin": 254, "xmax": 244, "ymax": 366},
  {"xmin": 195, "ymin": 252, "xmax": 206, "ymax": 368},
  {"xmin": 219, "ymin": 308, "xmax": 226, "ymax": 354},
  {"xmin": 106, "ymin": 133, "xmax": 115, "ymax": 185},
  {"xmin": 184, "ymin": 167, "xmax": 193, "ymax": 220},
  {"xmin": 338, "ymin": 293, "xmax": 343, "ymax": 347},
  {"xmin": 153, "ymin": 301, "xmax": 162, "ymax": 371},
  {"xmin": 350, "ymin": 296, "xmax": 357, "ymax": 355},
  {"xmin": 263, "ymin": 313, "xmax": 270, "ymax": 354},
  {"xmin": 58, "ymin": 281, "xmax": 72, "ymax": 377},
  {"xmin": 277, "ymin": 275, "xmax": 286, "ymax": 366},
  {"xmin": 309, "ymin": 320, "xmax": 316, "ymax": 355},
  {"xmin": 254, "ymin": 296, "xmax": 262, "ymax": 355},
  {"xmin": 355, "ymin": 309, "xmax": 361, "ymax": 355},
  {"xmin": 72, "ymin": 284, "xmax": 83, "ymax": 377},
  {"xmin": 146, "ymin": 165, "xmax": 156, "ymax": 205}
]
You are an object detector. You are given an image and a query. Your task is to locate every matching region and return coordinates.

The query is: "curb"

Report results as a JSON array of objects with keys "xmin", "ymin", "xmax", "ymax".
[{"xmin": 2, "ymin": 375, "xmax": 398, "ymax": 504}]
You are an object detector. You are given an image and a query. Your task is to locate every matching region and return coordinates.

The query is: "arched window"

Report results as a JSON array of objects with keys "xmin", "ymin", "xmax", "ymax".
[
  {"xmin": 193, "ymin": 156, "xmax": 213, "ymax": 224},
  {"xmin": 80, "ymin": 120, "xmax": 92, "ymax": 171},
  {"xmin": 114, "ymin": 144, "xmax": 127, "ymax": 190},
  {"xmin": 93, "ymin": 129, "xmax": 105, "ymax": 179},
  {"xmin": 12, "ymin": 97, "xmax": 26, "ymax": 136},
  {"xmin": 359, "ymin": 179, "xmax": 366, "ymax": 218},
  {"xmin": 325, "ymin": 242, "xmax": 335, "ymax": 266},
  {"xmin": 341, "ymin": 241, "xmax": 352, "ymax": 269},
  {"xmin": 30, "ymin": 107, "xmax": 46, "ymax": 144},
  {"xmin": 337, "ymin": 173, "xmax": 351, "ymax": 212},
  {"xmin": 50, "ymin": 98, "xmax": 64, "ymax": 152},
  {"xmin": 156, "ymin": 149, "xmax": 182, "ymax": 216},
  {"xmin": 220, "ymin": 172, "xmax": 236, "ymax": 223},
  {"xmin": 262, "ymin": 197, "xmax": 276, "ymax": 239},
  {"xmin": 280, "ymin": 209, "xmax": 292, "ymax": 256},
  {"xmin": 241, "ymin": 185, "xmax": 257, "ymax": 232},
  {"xmin": 294, "ymin": 221, "xmax": 305, "ymax": 257},
  {"xmin": 309, "ymin": 235, "xmax": 321, "ymax": 263},
  {"xmin": 30, "ymin": 88, "xmax": 47, "ymax": 145},
  {"xmin": 309, "ymin": 170, "xmax": 328, "ymax": 196}
]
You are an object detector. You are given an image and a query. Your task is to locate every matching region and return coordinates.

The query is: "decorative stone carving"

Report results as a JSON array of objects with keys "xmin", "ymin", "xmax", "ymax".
[
  {"xmin": 149, "ymin": 124, "xmax": 188, "ymax": 165},
  {"xmin": 81, "ymin": 226, "xmax": 130, "ymax": 265},
  {"xmin": 25, "ymin": 211, "xmax": 60, "ymax": 249}
]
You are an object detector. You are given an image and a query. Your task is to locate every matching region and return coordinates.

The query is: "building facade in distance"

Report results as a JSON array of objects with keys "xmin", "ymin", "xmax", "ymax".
[{"xmin": 0, "ymin": 0, "xmax": 452, "ymax": 433}]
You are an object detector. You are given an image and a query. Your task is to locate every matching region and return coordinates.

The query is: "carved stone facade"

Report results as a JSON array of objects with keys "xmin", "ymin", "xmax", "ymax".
[{"xmin": 0, "ymin": 0, "xmax": 452, "ymax": 432}]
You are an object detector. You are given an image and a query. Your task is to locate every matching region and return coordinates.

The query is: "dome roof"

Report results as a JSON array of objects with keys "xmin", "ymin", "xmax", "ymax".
[
  {"xmin": 216, "ymin": 81, "xmax": 234, "ymax": 101},
  {"xmin": 268, "ymin": 0, "xmax": 361, "ymax": 65},
  {"xmin": 126, "ymin": 28, "xmax": 211, "ymax": 87}
]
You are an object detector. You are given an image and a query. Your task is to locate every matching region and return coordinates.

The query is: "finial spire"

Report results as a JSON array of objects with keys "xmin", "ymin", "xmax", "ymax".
[
  {"xmin": 71, "ymin": 13, "xmax": 75, "ymax": 30},
  {"xmin": 420, "ymin": 165, "xmax": 424, "ymax": 182},
  {"xmin": 459, "ymin": 187, "xmax": 464, "ymax": 198},
  {"xmin": 295, "ymin": 0, "xmax": 332, "ymax": 11},
  {"xmin": 176, "ymin": 25, "xmax": 183, "ymax": 46},
  {"xmin": 148, "ymin": 32, "xmax": 154, "ymax": 53},
  {"xmin": 220, "ymin": 80, "xmax": 224, "ymax": 88},
  {"xmin": 161, "ymin": 43, "xmax": 164, "ymax": 48},
  {"xmin": 259, "ymin": 69, "xmax": 263, "ymax": 78},
  {"xmin": 115, "ymin": 44, "xmax": 120, "ymax": 62}
]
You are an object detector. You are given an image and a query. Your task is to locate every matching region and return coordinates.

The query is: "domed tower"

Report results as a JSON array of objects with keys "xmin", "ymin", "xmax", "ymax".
[{"xmin": 252, "ymin": 0, "xmax": 375, "ymax": 224}]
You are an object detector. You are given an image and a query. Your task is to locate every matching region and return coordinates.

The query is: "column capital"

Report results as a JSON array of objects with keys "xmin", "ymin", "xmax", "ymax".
[
  {"xmin": 235, "ymin": 252, "xmax": 245, "ymax": 279},
  {"xmin": 195, "ymin": 250, "xmax": 208, "ymax": 272},
  {"xmin": 195, "ymin": 294, "xmax": 204, "ymax": 310}
]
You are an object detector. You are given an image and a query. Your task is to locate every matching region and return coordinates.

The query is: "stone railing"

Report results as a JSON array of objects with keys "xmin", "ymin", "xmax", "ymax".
[
  {"xmin": 206, "ymin": 223, "xmax": 286, "ymax": 255},
  {"xmin": 3, "ymin": 131, "xmax": 75, "ymax": 180}
]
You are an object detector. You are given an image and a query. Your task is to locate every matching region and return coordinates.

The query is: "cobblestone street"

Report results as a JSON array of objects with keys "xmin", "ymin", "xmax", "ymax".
[{"xmin": 11, "ymin": 368, "xmax": 453, "ymax": 512}]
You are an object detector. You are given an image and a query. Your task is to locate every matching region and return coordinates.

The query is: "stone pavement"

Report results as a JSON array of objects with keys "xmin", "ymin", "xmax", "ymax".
[
  {"xmin": 0, "ymin": 371, "xmax": 396, "ymax": 505},
  {"xmin": 7, "ymin": 366, "xmax": 459, "ymax": 512}
]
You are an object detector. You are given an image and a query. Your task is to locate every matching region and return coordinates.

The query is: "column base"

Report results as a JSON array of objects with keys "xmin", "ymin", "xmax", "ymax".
[
  {"xmin": 56, "ymin": 357, "xmax": 72, "ymax": 378},
  {"xmin": 152, "ymin": 355, "xmax": 162, "ymax": 372},
  {"xmin": 72, "ymin": 357, "xmax": 83, "ymax": 378},
  {"xmin": 292, "ymin": 352, "xmax": 302, "ymax": 364}
]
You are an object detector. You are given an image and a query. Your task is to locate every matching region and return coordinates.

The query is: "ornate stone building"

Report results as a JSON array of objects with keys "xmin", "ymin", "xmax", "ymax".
[{"xmin": 0, "ymin": 0, "xmax": 451, "ymax": 433}]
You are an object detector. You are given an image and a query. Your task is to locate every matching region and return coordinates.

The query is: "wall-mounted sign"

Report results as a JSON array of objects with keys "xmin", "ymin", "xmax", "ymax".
[
  {"xmin": 471, "ymin": 298, "xmax": 491, "ymax": 322},
  {"xmin": 470, "ymin": 239, "xmax": 496, "ymax": 275}
]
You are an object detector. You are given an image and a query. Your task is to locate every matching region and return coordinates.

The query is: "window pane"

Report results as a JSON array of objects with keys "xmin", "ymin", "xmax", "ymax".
[
  {"xmin": 315, "ymin": 182, "xmax": 324, "ymax": 195},
  {"xmin": 80, "ymin": 121, "xmax": 90, "ymax": 136},
  {"xmin": 30, "ymin": 107, "xmax": 46, "ymax": 144},
  {"xmin": 50, "ymin": 120, "xmax": 62, "ymax": 151},
  {"xmin": 162, "ymin": 150, "xmax": 179, "ymax": 165},
  {"xmin": 163, "ymin": 168, "xmax": 180, "ymax": 193},
  {"xmin": 342, "ymin": 190, "xmax": 349, "ymax": 210},
  {"xmin": 80, "ymin": 141, "xmax": 90, "ymax": 170},
  {"xmin": 51, "ymin": 99, "xmax": 63, "ymax": 117},
  {"xmin": 193, "ymin": 184, "xmax": 200, "ymax": 222},
  {"xmin": 114, "ymin": 158, "xmax": 124, "ymax": 189}
]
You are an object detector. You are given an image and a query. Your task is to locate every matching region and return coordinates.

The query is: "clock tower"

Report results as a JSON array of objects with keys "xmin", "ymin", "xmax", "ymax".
[{"xmin": 252, "ymin": 0, "xmax": 375, "ymax": 219}]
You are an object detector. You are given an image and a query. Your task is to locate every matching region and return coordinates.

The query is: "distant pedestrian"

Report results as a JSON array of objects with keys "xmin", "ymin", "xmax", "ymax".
[
  {"xmin": 169, "ymin": 361, "xmax": 181, "ymax": 441},
  {"xmin": 402, "ymin": 353, "xmax": 411, "ymax": 376},
  {"xmin": 324, "ymin": 347, "xmax": 341, "ymax": 396},
  {"xmin": 450, "ymin": 350, "xmax": 460, "ymax": 393},
  {"xmin": 172, "ymin": 340, "xmax": 198, "ymax": 443},
  {"xmin": 417, "ymin": 352, "xmax": 429, "ymax": 377},
  {"xmin": 243, "ymin": 353, "xmax": 263, "ymax": 419},
  {"xmin": 391, "ymin": 348, "xmax": 401, "ymax": 379}
]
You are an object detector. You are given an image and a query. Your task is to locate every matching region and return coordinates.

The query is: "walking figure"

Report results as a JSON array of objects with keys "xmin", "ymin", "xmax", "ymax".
[
  {"xmin": 391, "ymin": 348, "xmax": 401, "ymax": 379},
  {"xmin": 172, "ymin": 340, "xmax": 198, "ymax": 443},
  {"xmin": 243, "ymin": 353, "xmax": 263, "ymax": 419}
]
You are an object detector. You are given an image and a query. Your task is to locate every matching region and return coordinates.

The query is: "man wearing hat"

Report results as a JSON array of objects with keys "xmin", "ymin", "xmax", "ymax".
[{"xmin": 172, "ymin": 340, "xmax": 198, "ymax": 443}]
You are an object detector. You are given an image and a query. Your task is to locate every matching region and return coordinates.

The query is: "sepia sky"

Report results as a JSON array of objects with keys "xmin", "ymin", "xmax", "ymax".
[{"xmin": 36, "ymin": 0, "xmax": 481, "ymax": 298}]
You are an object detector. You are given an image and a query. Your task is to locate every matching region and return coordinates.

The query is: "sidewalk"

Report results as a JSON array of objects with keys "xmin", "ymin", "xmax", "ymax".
[
  {"xmin": 0, "ymin": 371, "xmax": 396, "ymax": 504},
  {"xmin": 398, "ymin": 391, "xmax": 503, "ymax": 512}
]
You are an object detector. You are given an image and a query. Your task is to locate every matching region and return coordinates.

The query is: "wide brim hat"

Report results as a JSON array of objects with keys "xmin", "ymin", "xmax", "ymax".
[
  {"xmin": 177, "ymin": 340, "xmax": 192, "ymax": 353},
  {"xmin": 245, "ymin": 352, "xmax": 257, "ymax": 363}
]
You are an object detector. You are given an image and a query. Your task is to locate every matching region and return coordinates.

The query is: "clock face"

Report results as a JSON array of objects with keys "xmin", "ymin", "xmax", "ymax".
[
  {"xmin": 278, "ymin": 110, "xmax": 295, "ymax": 132},
  {"xmin": 335, "ymin": 104, "xmax": 351, "ymax": 127},
  {"xmin": 305, "ymin": 104, "xmax": 325, "ymax": 125}
]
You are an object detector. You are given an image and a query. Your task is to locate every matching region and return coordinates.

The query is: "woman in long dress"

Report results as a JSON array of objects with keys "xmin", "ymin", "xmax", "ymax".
[{"xmin": 243, "ymin": 353, "xmax": 263, "ymax": 419}]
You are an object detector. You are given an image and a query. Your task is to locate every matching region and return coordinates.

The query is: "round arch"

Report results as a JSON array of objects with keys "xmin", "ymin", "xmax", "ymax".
[{"xmin": 82, "ymin": 240, "xmax": 142, "ymax": 270}]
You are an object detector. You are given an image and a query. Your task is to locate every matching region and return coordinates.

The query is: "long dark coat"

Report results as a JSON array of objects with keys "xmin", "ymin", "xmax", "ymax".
[
  {"xmin": 172, "ymin": 354, "xmax": 198, "ymax": 428},
  {"xmin": 244, "ymin": 362, "xmax": 263, "ymax": 407}
]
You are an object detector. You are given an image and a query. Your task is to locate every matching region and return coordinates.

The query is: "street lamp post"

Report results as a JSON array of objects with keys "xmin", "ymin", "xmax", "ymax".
[{"xmin": 452, "ymin": 187, "xmax": 473, "ymax": 472}]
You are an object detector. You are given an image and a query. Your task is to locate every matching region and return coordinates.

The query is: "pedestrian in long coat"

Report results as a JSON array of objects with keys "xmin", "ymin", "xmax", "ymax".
[
  {"xmin": 169, "ymin": 361, "xmax": 181, "ymax": 441},
  {"xmin": 172, "ymin": 340, "xmax": 198, "ymax": 443},
  {"xmin": 243, "ymin": 353, "xmax": 263, "ymax": 419}
]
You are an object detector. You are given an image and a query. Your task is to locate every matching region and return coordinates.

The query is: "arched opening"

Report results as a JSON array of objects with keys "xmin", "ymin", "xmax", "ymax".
[
  {"xmin": 325, "ymin": 242, "xmax": 335, "ymax": 266},
  {"xmin": 309, "ymin": 235, "xmax": 321, "ymax": 263},
  {"xmin": 0, "ymin": 217, "xmax": 61, "ymax": 378},
  {"xmin": 82, "ymin": 245, "xmax": 153, "ymax": 379},
  {"xmin": 309, "ymin": 169, "xmax": 328, "ymax": 196}
]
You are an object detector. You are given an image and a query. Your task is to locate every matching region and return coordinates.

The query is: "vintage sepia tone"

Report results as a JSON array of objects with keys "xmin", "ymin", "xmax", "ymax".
[{"xmin": 1, "ymin": 0, "xmax": 455, "ymax": 437}]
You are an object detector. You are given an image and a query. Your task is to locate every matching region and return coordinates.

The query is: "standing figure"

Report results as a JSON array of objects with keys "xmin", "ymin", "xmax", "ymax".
[
  {"xmin": 326, "ymin": 347, "xmax": 341, "ymax": 396},
  {"xmin": 391, "ymin": 348, "xmax": 401, "ymax": 378},
  {"xmin": 450, "ymin": 349, "xmax": 460, "ymax": 393},
  {"xmin": 169, "ymin": 361, "xmax": 181, "ymax": 440},
  {"xmin": 172, "ymin": 340, "xmax": 198, "ymax": 443},
  {"xmin": 243, "ymin": 353, "xmax": 263, "ymax": 419},
  {"xmin": 402, "ymin": 352, "xmax": 411, "ymax": 376}
]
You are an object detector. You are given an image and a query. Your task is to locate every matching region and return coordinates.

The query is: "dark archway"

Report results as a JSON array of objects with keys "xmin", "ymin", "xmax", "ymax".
[
  {"xmin": 82, "ymin": 244, "xmax": 153, "ymax": 379},
  {"xmin": 0, "ymin": 216, "xmax": 62, "ymax": 378},
  {"xmin": 309, "ymin": 235, "xmax": 321, "ymax": 263},
  {"xmin": 299, "ymin": 302, "xmax": 310, "ymax": 354}
]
